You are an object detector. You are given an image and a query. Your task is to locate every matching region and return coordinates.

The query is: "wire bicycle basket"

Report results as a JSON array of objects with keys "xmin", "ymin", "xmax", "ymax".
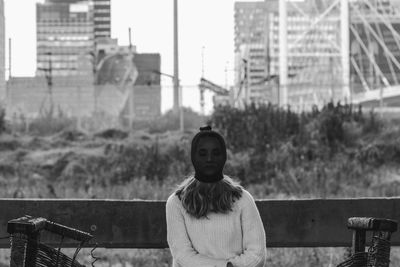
[{"xmin": 7, "ymin": 215, "xmax": 93, "ymax": 267}]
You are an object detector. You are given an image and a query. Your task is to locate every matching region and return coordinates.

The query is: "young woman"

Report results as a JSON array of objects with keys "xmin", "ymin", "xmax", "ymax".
[{"xmin": 166, "ymin": 126, "xmax": 266, "ymax": 267}]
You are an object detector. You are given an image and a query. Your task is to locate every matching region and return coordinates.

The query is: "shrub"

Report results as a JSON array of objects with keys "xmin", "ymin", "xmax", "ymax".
[{"xmin": 0, "ymin": 107, "xmax": 6, "ymax": 134}]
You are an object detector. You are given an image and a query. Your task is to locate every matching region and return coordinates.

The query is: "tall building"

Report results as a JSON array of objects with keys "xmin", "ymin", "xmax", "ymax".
[
  {"xmin": 234, "ymin": 1, "xmax": 271, "ymax": 107},
  {"xmin": 0, "ymin": 0, "xmax": 4, "ymax": 101},
  {"xmin": 93, "ymin": 0, "xmax": 111, "ymax": 39},
  {"xmin": 36, "ymin": 0, "xmax": 111, "ymax": 77},
  {"xmin": 234, "ymin": 0, "xmax": 400, "ymax": 109},
  {"xmin": 235, "ymin": 43, "xmax": 270, "ymax": 104},
  {"xmin": 234, "ymin": 1, "xmax": 270, "ymax": 53},
  {"xmin": 234, "ymin": 0, "xmax": 342, "ymax": 108}
]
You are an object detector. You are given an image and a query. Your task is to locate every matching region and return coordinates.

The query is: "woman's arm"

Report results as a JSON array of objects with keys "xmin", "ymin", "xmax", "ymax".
[
  {"xmin": 166, "ymin": 195, "xmax": 229, "ymax": 267},
  {"xmin": 228, "ymin": 191, "xmax": 266, "ymax": 267}
]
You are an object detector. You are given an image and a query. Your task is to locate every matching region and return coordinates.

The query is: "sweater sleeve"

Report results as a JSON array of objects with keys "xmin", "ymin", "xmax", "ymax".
[
  {"xmin": 166, "ymin": 194, "xmax": 229, "ymax": 267},
  {"xmin": 228, "ymin": 190, "xmax": 266, "ymax": 267}
]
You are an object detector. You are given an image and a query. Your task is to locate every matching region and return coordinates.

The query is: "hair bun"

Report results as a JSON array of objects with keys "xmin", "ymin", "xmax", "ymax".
[{"xmin": 199, "ymin": 125, "xmax": 212, "ymax": 131}]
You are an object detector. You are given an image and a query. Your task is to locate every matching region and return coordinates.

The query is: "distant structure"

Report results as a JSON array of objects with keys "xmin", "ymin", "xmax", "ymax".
[
  {"xmin": 94, "ymin": 38, "xmax": 161, "ymax": 120},
  {"xmin": 0, "ymin": 0, "xmax": 5, "ymax": 101},
  {"xmin": 6, "ymin": 50, "xmax": 161, "ymax": 122},
  {"xmin": 36, "ymin": 0, "xmax": 111, "ymax": 77},
  {"xmin": 234, "ymin": 0, "xmax": 400, "ymax": 110},
  {"xmin": 234, "ymin": 2, "xmax": 270, "ymax": 106},
  {"xmin": 6, "ymin": 0, "xmax": 162, "ymax": 123},
  {"xmin": 92, "ymin": 0, "xmax": 111, "ymax": 40},
  {"xmin": 350, "ymin": 0, "xmax": 400, "ymax": 93},
  {"xmin": 234, "ymin": 0, "xmax": 340, "ymax": 108}
]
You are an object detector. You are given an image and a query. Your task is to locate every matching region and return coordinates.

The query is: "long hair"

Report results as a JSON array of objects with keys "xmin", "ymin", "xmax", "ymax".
[{"xmin": 175, "ymin": 176, "xmax": 243, "ymax": 219}]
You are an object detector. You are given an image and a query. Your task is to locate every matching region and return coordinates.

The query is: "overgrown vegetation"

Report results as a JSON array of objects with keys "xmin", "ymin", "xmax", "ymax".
[{"xmin": 1, "ymin": 101, "xmax": 400, "ymax": 266}]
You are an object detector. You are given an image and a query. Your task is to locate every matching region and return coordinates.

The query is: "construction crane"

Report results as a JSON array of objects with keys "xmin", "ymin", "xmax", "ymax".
[{"xmin": 198, "ymin": 77, "xmax": 230, "ymax": 114}]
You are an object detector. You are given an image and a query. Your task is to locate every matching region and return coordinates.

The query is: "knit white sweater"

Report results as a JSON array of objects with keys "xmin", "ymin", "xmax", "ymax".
[{"xmin": 166, "ymin": 189, "xmax": 266, "ymax": 267}]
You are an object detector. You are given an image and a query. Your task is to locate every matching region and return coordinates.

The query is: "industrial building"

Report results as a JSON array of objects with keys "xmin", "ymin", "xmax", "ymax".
[{"xmin": 10, "ymin": 0, "xmax": 162, "ymax": 123}]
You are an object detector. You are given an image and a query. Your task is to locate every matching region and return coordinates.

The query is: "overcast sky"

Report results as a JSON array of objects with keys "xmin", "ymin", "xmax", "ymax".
[{"xmin": 4, "ymin": 0, "xmax": 262, "ymax": 113}]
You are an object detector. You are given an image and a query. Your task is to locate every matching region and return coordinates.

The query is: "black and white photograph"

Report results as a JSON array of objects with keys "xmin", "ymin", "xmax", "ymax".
[{"xmin": 0, "ymin": 0, "xmax": 400, "ymax": 266}]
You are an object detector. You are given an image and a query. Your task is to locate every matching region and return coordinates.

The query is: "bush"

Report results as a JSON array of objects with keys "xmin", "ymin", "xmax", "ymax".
[{"xmin": 0, "ymin": 108, "xmax": 6, "ymax": 134}]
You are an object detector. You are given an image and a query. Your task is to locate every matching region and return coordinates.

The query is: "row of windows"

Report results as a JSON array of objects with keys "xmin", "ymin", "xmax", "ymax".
[
  {"xmin": 37, "ymin": 55, "xmax": 79, "ymax": 62},
  {"xmin": 270, "ymin": 34, "xmax": 337, "ymax": 41},
  {"xmin": 37, "ymin": 47, "xmax": 93, "ymax": 55},
  {"xmin": 95, "ymin": 33, "xmax": 111, "ymax": 38},
  {"xmin": 94, "ymin": 3, "xmax": 110, "ymax": 7},
  {"xmin": 37, "ymin": 28, "xmax": 94, "ymax": 34},
  {"xmin": 38, "ymin": 25, "xmax": 93, "ymax": 30},
  {"xmin": 94, "ymin": 13, "xmax": 110, "ymax": 18},
  {"xmin": 44, "ymin": 36, "xmax": 91, "ymax": 41},
  {"xmin": 37, "ymin": 69, "xmax": 91, "ymax": 76},
  {"xmin": 38, "ymin": 41, "xmax": 94, "ymax": 47},
  {"xmin": 94, "ymin": 11, "xmax": 110, "ymax": 16},
  {"xmin": 93, "ymin": 0, "xmax": 110, "ymax": 4},
  {"xmin": 37, "ymin": 62, "xmax": 79, "ymax": 68},
  {"xmin": 95, "ymin": 24, "xmax": 111, "ymax": 29},
  {"xmin": 94, "ymin": 20, "xmax": 110, "ymax": 25},
  {"xmin": 38, "ymin": 17, "xmax": 93, "ymax": 23},
  {"xmin": 235, "ymin": 7, "xmax": 265, "ymax": 14},
  {"xmin": 38, "ymin": 21, "xmax": 93, "ymax": 27},
  {"xmin": 95, "ymin": 30, "xmax": 111, "ymax": 34},
  {"xmin": 249, "ymin": 69, "xmax": 265, "ymax": 73},
  {"xmin": 95, "ymin": 9, "xmax": 110, "ymax": 13},
  {"xmin": 37, "ymin": 50, "xmax": 92, "ymax": 57},
  {"xmin": 270, "ymin": 25, "xmax": 337, "ymax": 31}
]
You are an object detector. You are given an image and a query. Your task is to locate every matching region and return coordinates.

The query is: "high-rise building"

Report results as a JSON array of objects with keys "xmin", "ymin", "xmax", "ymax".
[
  {"xmin": 93, "ymin": 0, "xmax": 111, "ymax": 39},
  {"xmin": 0, "ymin": 0, "xmax": 5, "ymax": 101},
  {"xmin": 234, "ymin": 0, "xmax": 341, "ymax": 107},
  {"xmin": 234, "ymin": 1, "xmax": 271, "ymax": 107},
  {"xmin": 36, "ymin": 0, "xmax": 111, "ymax": 77},
  {"xmin": 234, "ymin": 0, "xmax": 400, "ymax": 109},
  {"xmin": 234, "ymin": 1, "xmax": 270, "ymax": 53}
]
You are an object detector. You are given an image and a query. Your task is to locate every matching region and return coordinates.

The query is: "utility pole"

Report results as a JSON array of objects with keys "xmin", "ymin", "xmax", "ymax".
[
  {"xmin": 173, "ymin": 0, "xmax": 183, "ymax": 131},
  {"xmin": 200, "ymin": 46, "xmax": 205, "ymax": 115},
  {"xmin": 8, "ymin": 38, "xmax": 11, "ymax": 79},
  {"xmin": 279, "ymin": 0, "xmax": 288, "ymax": 108},
  {"xmin": 173, "ymin": 0, "xmax": 180, "ymax": 114},
  {"xmin": 37, "ymin": 52, "xmax": 53, "ymax": 114},
  {"xmin": 341, "ymin": 0, "xmax": 350, "ymax": 103},
  {"xmin": 153, "ymin": 70, "xmax": 184, "ymax": 131}
]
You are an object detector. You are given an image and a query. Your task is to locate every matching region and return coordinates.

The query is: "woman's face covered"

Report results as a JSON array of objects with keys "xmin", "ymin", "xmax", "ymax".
[{"xmin": 192, "ymin": 136, "xmax": 226, "ymax": 182}]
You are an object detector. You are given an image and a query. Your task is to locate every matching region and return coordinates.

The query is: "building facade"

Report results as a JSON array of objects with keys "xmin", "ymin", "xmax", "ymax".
[
  {"xmin": 234, "ymin": 0, "xmax": 400, "ymax": 109},
  {"xmin": 7, "ymin": 50, "xmax": 162, "ymax": 122},
  {"xmin": 234, "ymin": 0, "xmax": 344, "ymax": 108},
  {"xmin": 234, "ymin": 1, "xmax": 271, "ymax": 107},
  {"xmin": 93, "ymin": 0, "xmax": 111, "ymax": 39},
  {"xmin": 36, "ymin": 0, "xmax": 111, "ymax": 77}
]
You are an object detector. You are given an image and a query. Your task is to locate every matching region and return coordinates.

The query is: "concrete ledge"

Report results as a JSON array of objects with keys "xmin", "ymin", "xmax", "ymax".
[{"xmin": 0, "ymin": 198, "xmax": 399, "ymax": 248}]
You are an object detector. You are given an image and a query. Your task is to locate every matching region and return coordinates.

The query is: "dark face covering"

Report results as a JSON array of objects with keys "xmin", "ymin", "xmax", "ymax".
[{"xmin": 191, "ymin": 127, "xmax": 227, "ymax": 183}]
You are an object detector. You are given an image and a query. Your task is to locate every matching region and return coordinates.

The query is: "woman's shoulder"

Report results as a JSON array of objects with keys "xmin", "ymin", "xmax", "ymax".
[
  {"xmin": 166, "ymin": 192, "xmax": 182, "ymax": 208},
  {"xmin": 237, "ymin": 189, "xmax": 256, "ymax": 207}
]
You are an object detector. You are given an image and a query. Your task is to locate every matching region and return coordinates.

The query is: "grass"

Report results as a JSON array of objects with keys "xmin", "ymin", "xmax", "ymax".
[{"xmin": 2, "ymin": 103, "xmax": 400, "ymax": 266}]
